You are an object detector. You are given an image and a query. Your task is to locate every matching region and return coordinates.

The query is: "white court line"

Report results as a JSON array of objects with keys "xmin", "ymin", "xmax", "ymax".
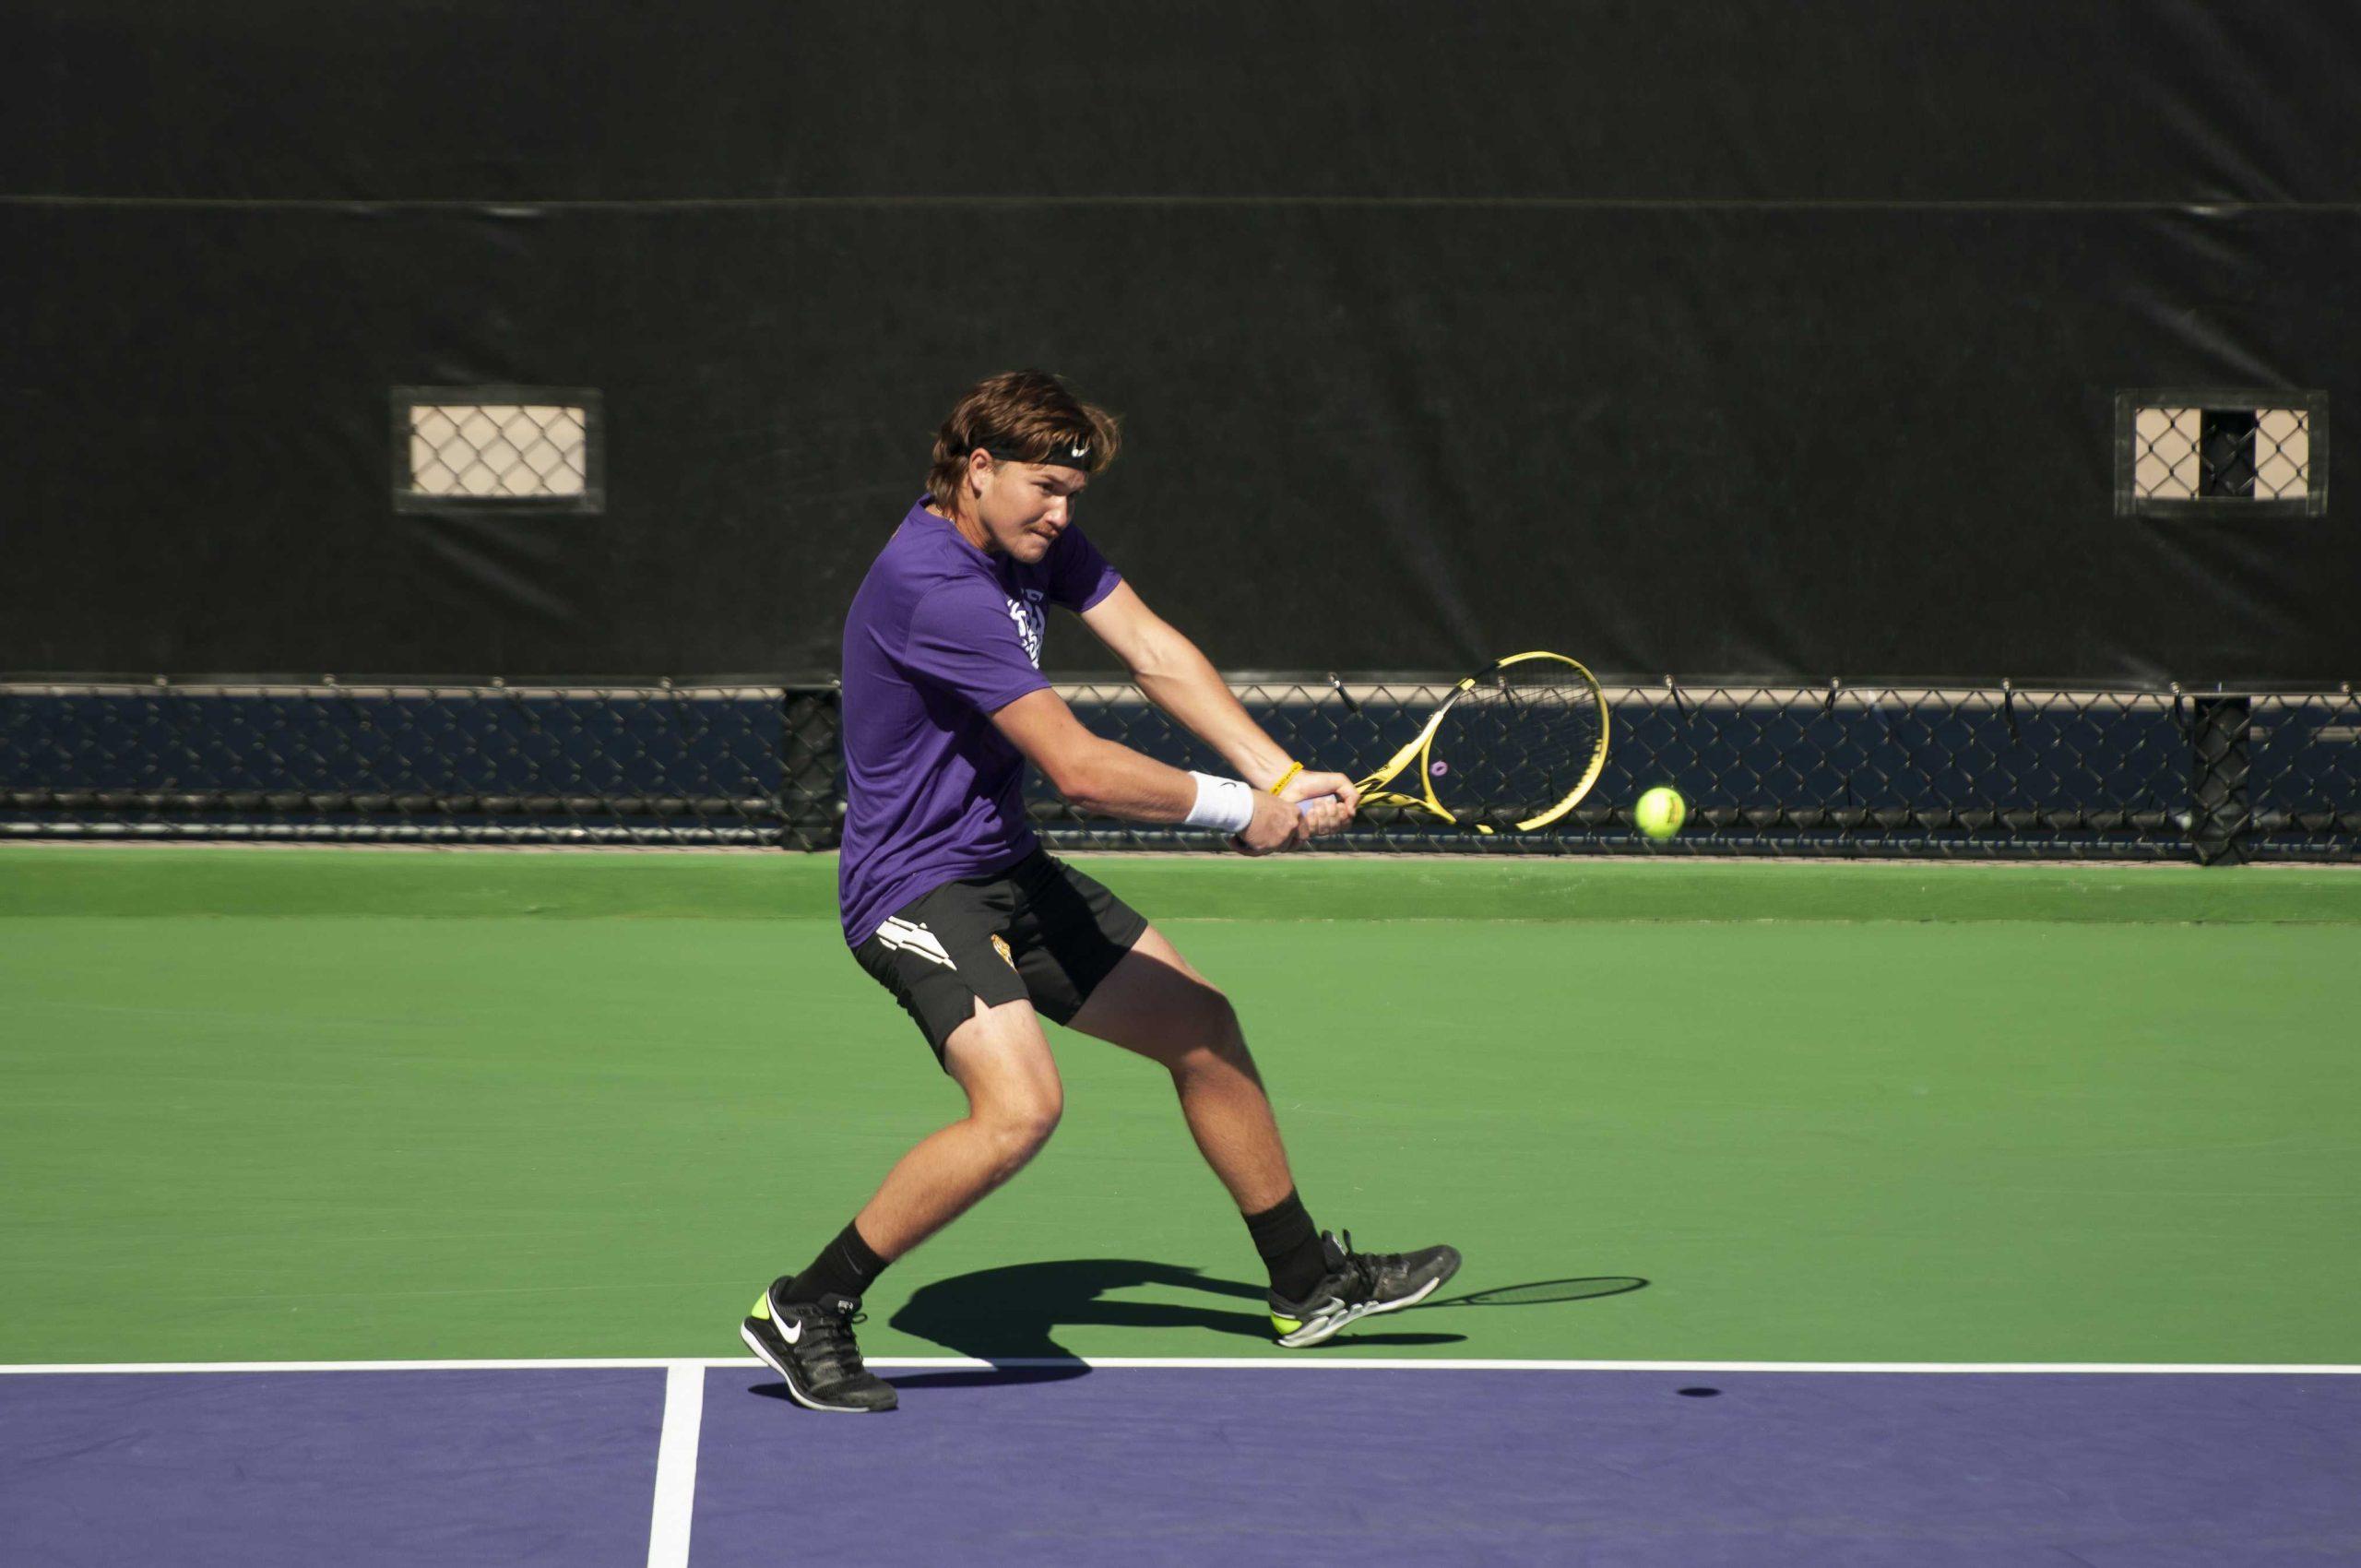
[
  {"xmin": 1, "ymin": 1357, "xmax": 2355, "ymax": 1375},
  {"xmin": 645, "ymin": 1361, "xmax": 702, "ymax": 1568}
]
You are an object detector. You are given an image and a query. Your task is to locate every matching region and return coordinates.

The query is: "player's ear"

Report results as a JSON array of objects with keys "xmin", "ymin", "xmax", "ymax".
[{"xmin": 965, "ymin": 446, "xmax": 996, "ymax": 496}]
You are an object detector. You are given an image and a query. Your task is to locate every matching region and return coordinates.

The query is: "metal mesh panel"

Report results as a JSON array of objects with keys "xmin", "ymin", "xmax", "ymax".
[
  {"xmin": 392, "ymin": 386, "xmax": 604, "ymax": 514},
  {"xmin": 2118, "ymin": 392, "xmax": 2328, "ymax": 516},
  {"xmin": 1030, "ymin": 680, "xmax": 2360, "ymax": 861},
  {"xmin": 0, "ymin": 683, "xmax": 837, "ymax": 846},
  {"xmin": 4, "ymin": 679, "xmax": 2355, "ymax": 860},
  {"xmin": 2131, "ymin": 407, "xmax": 2319, "ymax": 501},
  {"xmin": 407, "ymin": 404, "xmax": 589, "ymax": 498}
]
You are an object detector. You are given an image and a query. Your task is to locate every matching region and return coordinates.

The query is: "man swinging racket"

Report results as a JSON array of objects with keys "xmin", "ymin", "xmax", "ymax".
[{"xmin": 742, "ymin": 370, "xmax": 1461, "ymax": 1412}]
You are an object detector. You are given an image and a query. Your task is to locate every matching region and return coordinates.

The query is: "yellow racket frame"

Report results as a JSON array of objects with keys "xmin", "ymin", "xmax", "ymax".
[{"xmin": 1350, "ymin": 651, "xmax": 1609, "ymax": 833}]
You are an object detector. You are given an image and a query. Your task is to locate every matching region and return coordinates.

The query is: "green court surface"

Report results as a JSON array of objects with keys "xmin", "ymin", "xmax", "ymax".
[{"xmin": 4, "ymin": 845, "xmax": 2356, "ymax": 1369}]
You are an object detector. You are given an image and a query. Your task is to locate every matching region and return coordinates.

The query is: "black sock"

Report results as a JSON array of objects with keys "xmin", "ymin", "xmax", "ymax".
[
  {"xmin": 1244, "ymin": 1189, "xmax": 1328, "ymax": 1301},
  {"xmin": 780, "ymin": 1219, "xmax": 889, "ymax": 1305}
]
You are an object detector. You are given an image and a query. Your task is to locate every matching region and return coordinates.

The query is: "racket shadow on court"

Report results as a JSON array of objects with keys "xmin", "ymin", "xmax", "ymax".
[
  {"xmin": 862, "ymin": 1257, "xmax": 1467, "ymax": 1393},
  {"xmin": 1424, "ymin": 1277, "xmax": 1650, "ymax": 1310}
]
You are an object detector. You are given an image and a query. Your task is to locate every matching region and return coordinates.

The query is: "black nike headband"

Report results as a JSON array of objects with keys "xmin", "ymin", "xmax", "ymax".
[{"xmin": 975, "ymin": 437, "xmax": 1095, "ymax": 472}]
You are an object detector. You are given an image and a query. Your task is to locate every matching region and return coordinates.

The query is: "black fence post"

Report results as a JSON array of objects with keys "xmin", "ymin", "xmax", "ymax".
[
  {"xmin": 2199, "ymin": 410, "xmax": 2260, "ymax": 497},
  {"xmin": 2189, "ymin": 695, "xmax": 2253, "ymax": 865}
]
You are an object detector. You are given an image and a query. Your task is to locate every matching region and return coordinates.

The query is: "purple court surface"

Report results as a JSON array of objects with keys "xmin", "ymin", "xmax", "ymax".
[
  {"xmin": 5, "ymin": 1362, "xmax": 2357, "ymax": 1566},
  {"xmin": 0, "ymin": 1368, "xmax": 663, "ymax": 1568}
]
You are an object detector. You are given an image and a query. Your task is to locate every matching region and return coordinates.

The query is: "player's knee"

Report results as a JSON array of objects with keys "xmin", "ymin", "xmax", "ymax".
[
  {"xmin": 1169, "ymin": 993, "xmax": 1254, "ymax": 1080},
  {"xmin": 980, "ymin": 1085, "xmax": 1062, "ymax": 1169},
  {"xmin": 1211, "ymin": 993, "xmax": 1249, "ymax": 1055},
  {"xmin": 1014, "ymin": 1090, "xmax": 1063, "ymax": 1152},
  {"xmin": 1194, "ymin": 991, "xmax": 1250, "ymax": 1063}
]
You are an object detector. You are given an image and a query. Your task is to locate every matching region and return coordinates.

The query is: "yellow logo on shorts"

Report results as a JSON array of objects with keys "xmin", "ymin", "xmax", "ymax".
[{"xmin": 990, "ymin": 933, "xmax": 1015, "ymax": 968}]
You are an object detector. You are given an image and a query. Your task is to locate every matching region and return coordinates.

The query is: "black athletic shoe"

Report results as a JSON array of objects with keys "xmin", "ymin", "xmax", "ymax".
[
  {"xmin": 740, "ymin": 1284, "xmax": 899, "ymax": 1412},
  {"xmin": 1268, "ymin": 1229, "xmax": 1462, "ymax": 1348}
]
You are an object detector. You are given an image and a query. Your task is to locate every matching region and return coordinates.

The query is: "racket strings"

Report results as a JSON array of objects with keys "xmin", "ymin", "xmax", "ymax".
[{"xmin": 1430, "ymin": 666, "xmax": 1607, "ymax": 822}]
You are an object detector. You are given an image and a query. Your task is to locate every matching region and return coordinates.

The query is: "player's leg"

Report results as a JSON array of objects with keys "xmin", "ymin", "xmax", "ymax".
[
  {"xmin": 851, "ymin": 995, "xmax": 1064, "ymax": 1257},
  {"xmin": 1011, "ymin": 853, "xmax": 1463, "ymax": 1346},
  {"xmin": 1064, "ymin": 923, "xmax": 1294, "ymax": 1213},
  {"xmin": 1064, "ymin": 922, "xmax": 1462, "ymax": 1345},
  {"xmin": 1064, "ymin": 923, "xmax": 1338, "ymax": 1306},
  {"xmin": 745, "ymin": 998, "xmax": 1061, "ymax": 1414},
  {"xmin": 746, "ymin": 883, "xmax": 1055, "ymax": 1413},
  {"xmin": 1001, "ymin": 854, "xmax": 1301, "ymax": 1219}
]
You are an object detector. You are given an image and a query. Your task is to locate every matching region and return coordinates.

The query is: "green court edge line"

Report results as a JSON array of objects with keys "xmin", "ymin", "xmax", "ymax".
[
  {"xmin": 2, "ymin": 843, "xmax": 2355, "ymax": 924},
  {"xmin": 4, "ymin": 1358, "xmax": 2355, "ymax": 1375}
]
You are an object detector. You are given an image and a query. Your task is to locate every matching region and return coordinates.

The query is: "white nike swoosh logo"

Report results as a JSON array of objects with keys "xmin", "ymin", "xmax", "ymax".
[{"xmin": 781, "ymin": 1320, "xmax": 801, "ymax": 1345}]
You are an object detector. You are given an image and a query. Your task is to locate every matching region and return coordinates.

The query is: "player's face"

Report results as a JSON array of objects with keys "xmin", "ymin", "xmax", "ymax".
[{"xmin": 973, "ymin": 457, "xmax": 1086, "ymax": 564}]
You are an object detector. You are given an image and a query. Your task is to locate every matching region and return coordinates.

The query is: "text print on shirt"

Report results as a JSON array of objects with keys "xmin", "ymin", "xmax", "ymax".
[{"xmin": 1008, "ymin": 588, "xmax": 1047, "ymax": 666}]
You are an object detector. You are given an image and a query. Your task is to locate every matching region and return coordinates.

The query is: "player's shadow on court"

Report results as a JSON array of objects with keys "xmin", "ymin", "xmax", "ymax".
[{"xmin": 880, "ymin": 1256, "xmax": 1467, "ymax": 1389}]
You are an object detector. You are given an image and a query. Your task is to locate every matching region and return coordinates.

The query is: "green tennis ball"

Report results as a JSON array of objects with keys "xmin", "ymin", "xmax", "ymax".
[{"xmin": 1633, "ymin": 786, "xmax": 1688, "ymax": 840}]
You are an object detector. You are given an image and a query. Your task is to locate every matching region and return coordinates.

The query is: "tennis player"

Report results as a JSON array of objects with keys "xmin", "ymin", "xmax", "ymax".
[{"xmin": 740, "ymin": 370, "xmax": 1461, "ymax": 1412}]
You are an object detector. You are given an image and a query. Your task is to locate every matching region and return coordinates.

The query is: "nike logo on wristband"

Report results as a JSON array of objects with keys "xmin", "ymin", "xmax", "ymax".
[{"xmin": 1185, "ymin": 772, "xmax": 1257, "ymax": 834}]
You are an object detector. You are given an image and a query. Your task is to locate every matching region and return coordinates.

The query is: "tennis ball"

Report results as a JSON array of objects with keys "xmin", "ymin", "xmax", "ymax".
[{"xmin": 1633, "ymin": 786, "xmax": 1688, "ymax": 840}]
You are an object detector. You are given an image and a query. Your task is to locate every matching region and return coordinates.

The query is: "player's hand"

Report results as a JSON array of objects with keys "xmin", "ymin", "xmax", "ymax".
[
  {"xmin": 1280, "ymin": 770, "xmax": 1361, "ymax": 837},
  {"xmin": 1230, "ymin": 789, "xmax": 1310, "ymax": 856}
]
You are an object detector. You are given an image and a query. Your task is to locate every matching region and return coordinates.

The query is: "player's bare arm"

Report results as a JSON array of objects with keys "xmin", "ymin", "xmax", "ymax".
[
  {"xmin": 990, "ymin": 687, "xmax": 1306, "ymax": 854},
  {"xmin": 1075, "ymin": 582, "xmax": 1362, "ymax": 833}
]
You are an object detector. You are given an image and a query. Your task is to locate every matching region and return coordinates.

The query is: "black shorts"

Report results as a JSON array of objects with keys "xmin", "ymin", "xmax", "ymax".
[{"xmin": 850, "ymin": 849, "xmax": 1151, "ymax": 1066}]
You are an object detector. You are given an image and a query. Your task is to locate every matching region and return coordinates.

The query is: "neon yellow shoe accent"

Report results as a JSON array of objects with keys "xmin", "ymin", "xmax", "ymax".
[
  {"xmin": 1270, "ymin": 1313, "xmax": 1302, "ymax": 1336},
  {"xmin": 751, "ymin": 1291, "xmax": 771, "ymax": 1321}
]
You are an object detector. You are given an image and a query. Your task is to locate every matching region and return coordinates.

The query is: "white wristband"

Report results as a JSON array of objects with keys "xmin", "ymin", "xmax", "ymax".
[{"xmin": 1185, "ymin": 772, "xmax": 1257, "ymax": 835}]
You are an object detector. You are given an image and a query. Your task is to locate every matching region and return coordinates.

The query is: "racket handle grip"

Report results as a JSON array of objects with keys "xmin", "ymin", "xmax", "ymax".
[{"xmin": 1296, "ymin": 792, "xmax": 1338, "ymax": 815}]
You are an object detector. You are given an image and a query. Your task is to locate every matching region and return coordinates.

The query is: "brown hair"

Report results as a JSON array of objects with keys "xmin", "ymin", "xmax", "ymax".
[{"xmin": 927, "ymin": 369, "xmax": 1122, "ymax": 515}]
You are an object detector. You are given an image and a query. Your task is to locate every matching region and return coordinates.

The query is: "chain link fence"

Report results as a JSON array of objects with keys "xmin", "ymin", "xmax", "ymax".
[
  {"xmin": 392, "ymin": 387, "xmax": 605, "ymax": 516},
  {"xmin": 4, "ymin": 678, "xmax": 2355, "ymax": 861},
  {"xmin": 1042, "ymin": 680, "xmax": 2360, "ymax": 862},
  {"xmin": 407, "ymin": 404, "xmax": 588, "ymax": 499},
  {"xmin": 2131, "ymin": 406, "xmax": 2311, "ymax": 503},
  {"xmin": 0, "ymin": 682, "xmax": 836, "ymax": 847},
  {"xmin": 2117, "ymin": 393, "xmax": 2328, "ymax": 519}
]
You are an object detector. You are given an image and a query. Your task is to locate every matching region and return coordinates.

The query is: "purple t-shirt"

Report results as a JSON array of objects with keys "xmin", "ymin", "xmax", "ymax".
[{"xmin": 836, "ymin": 497, "xmax": 1122, "ymax": 945}]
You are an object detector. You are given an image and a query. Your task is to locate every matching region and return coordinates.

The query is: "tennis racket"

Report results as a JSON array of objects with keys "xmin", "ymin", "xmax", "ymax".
[{"xmin": 1311, "ymin": 650, "xmax": 1610, "ymax": 834}]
